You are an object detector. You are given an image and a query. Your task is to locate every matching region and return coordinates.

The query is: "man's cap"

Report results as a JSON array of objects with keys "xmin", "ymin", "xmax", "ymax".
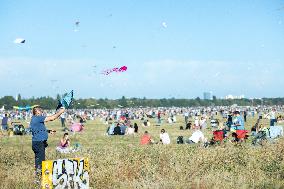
[{"xmin": 234, "ymin": 111, "xmax": 240, "ymax": 114}]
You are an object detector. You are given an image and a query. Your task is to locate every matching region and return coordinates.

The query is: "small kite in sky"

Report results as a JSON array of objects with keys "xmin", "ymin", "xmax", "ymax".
[
  {"xmin": 101, "ymin": 66, "xmax": 128, "ymax": 75},
  {"xmin": 74, "ymin": 20, "xmax": 80, "ymax": 32},
  {"xmin": 162, "ymin": 22, "xmax": 167, "ymax": 28},
  {"xmin": 14, "ymin": 38, "xmax": 25, "ymax": 44}
]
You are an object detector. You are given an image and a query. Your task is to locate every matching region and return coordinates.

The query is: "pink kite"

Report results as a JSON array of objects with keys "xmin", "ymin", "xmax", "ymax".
[
  {"xmin": 71, "ymin": 123, "xmax": 84, "ymax": 132},
  {"xmin": 101, "ymin": 66, "xmax": 128, "ymax": 75}
]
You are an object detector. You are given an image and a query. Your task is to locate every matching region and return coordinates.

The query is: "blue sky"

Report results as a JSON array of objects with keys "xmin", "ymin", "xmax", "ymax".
[{"xmin": 0, "ymin": 0, "xmax": 284, "ymax": 99}]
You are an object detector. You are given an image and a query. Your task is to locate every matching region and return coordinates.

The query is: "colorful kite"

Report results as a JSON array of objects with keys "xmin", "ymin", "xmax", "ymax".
[
  {"xmin": 101, "ymin": 66, "xmax": 128, "ymax": 75},
  {"xmin": 13, "ymin": 105, "xmax": 39, "ymax": 111},
  {"xmin": 56, "ymin": 90, "xmax": 74, "ymax": 110}
]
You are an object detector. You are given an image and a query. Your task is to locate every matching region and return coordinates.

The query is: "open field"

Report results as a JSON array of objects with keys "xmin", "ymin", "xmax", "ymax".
[{"xmin": 0, "ymin": 115, "xmax": 284, "ymax": 189}]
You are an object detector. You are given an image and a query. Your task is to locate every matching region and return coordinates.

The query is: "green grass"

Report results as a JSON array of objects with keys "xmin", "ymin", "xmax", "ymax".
[{"xmin": 0, "ymin": 115, "xmax": 284, "ymax": 189}]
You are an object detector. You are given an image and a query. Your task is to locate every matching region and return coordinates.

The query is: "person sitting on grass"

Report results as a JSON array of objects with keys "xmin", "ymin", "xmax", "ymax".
[
  {"xmin": 125, "ymin": 125, "xmax": 135, "ymax": 135},
  {"xmin": 159, "ymin": 129, "xmax": 171, "ymax": 144},
  {"xmin": 113, "ymin": 123, "xmax": 122, "ymax": 135},
  {"xmin": 134, "ymin": 123, "xmax": 139, "ymax": 133},
  {"xmin": 231, "ymin": 132, "xmax": 239, "ymax": 144},
  {"xmin": 185, "ymin": 121, "xmax": 192, "ymax": 130},
  {"xmin": 56, "ymin": 132, "xmax": 80, "ymax": 153},
  {"xmin": 186, "ymin": 128, "xmax": 206, "ymax": 144},
  {"xmin": 107, "ymin": 122, "xmax": 115, "ymax": 135},
  {"xmin": 59, "ymin": 132, "xmax": 70, "ymax": 149},
  {"xmin": 252, "ymin": 124, "xmax": 268, "ymax": 145},
  {"xmin": 140, "ymin": 131, "xmax": 154, "ymax": 145},
  {"xmin": 120, "ymin": 122, "xmax": 127, "ymax": 135}
]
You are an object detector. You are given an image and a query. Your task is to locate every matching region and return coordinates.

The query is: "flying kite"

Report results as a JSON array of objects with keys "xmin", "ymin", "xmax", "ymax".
[
  {"xmin": 13, "ymin": 105, "xmax": 39, "ymax": 111},
  {"xmin": 14, "ymin": 38, "xmax": 25, "ymax": 44},
  {"xmin": 162, "ymin": 22, "xmax": 167, "ymax": 28},
  {"xmin": 101, "ymin": 66, "xmax": 128, "ymax": 75},
  {"xmin": 56, "ymin": 90, "xmax": 74, "ymax": 110},
  {"xmin": 74, "ymin": 20, "xmax": 80, "ymax": 32}
]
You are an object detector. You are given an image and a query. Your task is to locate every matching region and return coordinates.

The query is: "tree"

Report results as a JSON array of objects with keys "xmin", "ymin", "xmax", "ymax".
[
  {"xmin": 17, "ymin": 93, "xmax": 23, "ymax": 106},
  {"xmin": 1, "ymin": 96, "xmax": 17, "ymax": 109},
  {"xmin": 119, "ymin": 96, "xmax": 128, "ymax": 107}
]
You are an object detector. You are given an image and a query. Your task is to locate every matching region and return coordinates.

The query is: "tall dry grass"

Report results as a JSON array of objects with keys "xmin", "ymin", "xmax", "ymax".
[{"xmin": 0, "ymin": 116, "xmax": 283, "ymax": 189}]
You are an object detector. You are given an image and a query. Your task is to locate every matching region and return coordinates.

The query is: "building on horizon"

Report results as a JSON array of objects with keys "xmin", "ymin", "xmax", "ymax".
[
  {"xmin": 203, "ymin": 92, "xmax": 213, "ymax": 100},
  {"xmin": 225, "ymin": 94, "xmax": 245, "ymax": 100}
]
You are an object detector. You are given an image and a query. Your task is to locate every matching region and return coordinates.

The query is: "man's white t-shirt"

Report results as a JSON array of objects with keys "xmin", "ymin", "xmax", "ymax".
[
  {"xmin": 270, "ymin": 111, "xmax": 276, "ymax": 119},
  {"xmin": 126, "ymin": 127, "xmax": 134, "ymax": 135},
  {"xmin": 189, "ymin": 130, "xmax": 205, "ymax": 143},
  {"xmin": 160, "ymin": 133, "xmax": 171, "ymax": 144},
  {"xmin": 200, "ymin": 119, "xmax": 206, "ymax": 128},
  {"xmin": 168, "ymin": 117, "xmax": 173, "ymax": 124},
  {"xmin": 194, "ymin": 119, "xmax": 199, "ymax": 126},
  {"xmin": 60, "ymin": 113, "xmax": 66, "ymax": 119}
]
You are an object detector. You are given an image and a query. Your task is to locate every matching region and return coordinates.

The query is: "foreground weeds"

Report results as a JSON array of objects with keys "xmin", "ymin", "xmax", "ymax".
[{"xmin": 0, "ymin": 118, "xmax": 283, "ymax": 188}]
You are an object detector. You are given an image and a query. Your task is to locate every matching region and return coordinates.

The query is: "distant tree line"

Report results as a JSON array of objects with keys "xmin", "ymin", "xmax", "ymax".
[{"xmin": 0, "ymin": 94, "xmax": 284, "ymax": 110}]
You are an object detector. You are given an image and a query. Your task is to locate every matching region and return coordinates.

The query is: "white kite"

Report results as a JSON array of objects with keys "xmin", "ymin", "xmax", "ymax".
[
  {"xmin": 162, "ymin": 22, "xmax": 167, "ymax": 28},
  {"xmin": 14, "ymin": 38, "xmax": 25, "ymax": 44}
]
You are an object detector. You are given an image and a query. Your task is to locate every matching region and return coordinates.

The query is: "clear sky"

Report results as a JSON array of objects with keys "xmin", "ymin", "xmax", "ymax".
[{"xmin": 0, "ymin": 0, "xmax": 284, "ymax": 99}]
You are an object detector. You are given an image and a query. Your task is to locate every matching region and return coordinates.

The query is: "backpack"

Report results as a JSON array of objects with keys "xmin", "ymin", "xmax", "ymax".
[{"xmin": 177, "ymin": 136, "xmax": 184, "ymax": 144}]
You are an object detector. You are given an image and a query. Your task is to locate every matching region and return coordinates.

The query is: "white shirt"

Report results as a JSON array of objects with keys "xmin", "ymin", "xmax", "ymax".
[
  {"xmin": 194, "ymin": 119, "xmax": 199, "ymax": 126},
  {"xmin": 126, "ymin": 127, "xmax": 134, "ymax": 135},
  {"xmin": 160, "ymin": 133, "xmax": 171, "ymax": 144},
  {"xmin": 270, "ymin": 111, "xmax": 276, "ymax": 119},
  {"xmin": 168, "ymin": 117, "xmax": 172, "ymax": 124},
  {"xmin": 60, "ymin": 113, "xmax": 66, "ymax": 119},
  {"xmin": 200, "ymin": 119, "xmax": 206, "ymax": 127},
  {"xmin": 173, "ymin": 116, "xmax": 177, "ymax": 123},
  {"xmin": 189, "ymin": 130, "xmax": 205, "ymax": 143}
]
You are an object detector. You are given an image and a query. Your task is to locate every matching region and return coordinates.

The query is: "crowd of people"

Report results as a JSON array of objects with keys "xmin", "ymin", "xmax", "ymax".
[{"xmin": 1, "ymin": 105, "xmax": 284, "ymax": 178}]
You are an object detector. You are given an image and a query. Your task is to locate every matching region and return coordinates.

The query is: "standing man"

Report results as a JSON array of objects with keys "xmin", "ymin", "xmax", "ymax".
[
  {"xmin": 1, "ymin": 113, "xmax": 9, "ymax": 131},
  {"xmin": 231, "ymin": 111, "xmax": 245, "ymax": 131},
  {"xmin": 60, "ymin": 112, "xmax": 66, "ymax": 129},
  {"xmin": 157, "ymin": 111, "xmax": 161, "ymax": 124},
  {"xmin": 184, "ymin": 111, "xmax": 189, "ymax": 124},
  {"xmin": 243, "ymin": 110, "xmax": 247, "ymax": 122},
  {"xmin": 30, "ymin": 106, "xmax": 65, "ymax": 175},
  {"xmin": 269, "ymin": 109, "xmax": 276, "ymax": 126}
]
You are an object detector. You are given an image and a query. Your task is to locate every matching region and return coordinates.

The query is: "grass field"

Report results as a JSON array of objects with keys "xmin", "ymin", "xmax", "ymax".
[{"xmin": 0, "ymin": 115, "xmax": 284, "ymax": 189}]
